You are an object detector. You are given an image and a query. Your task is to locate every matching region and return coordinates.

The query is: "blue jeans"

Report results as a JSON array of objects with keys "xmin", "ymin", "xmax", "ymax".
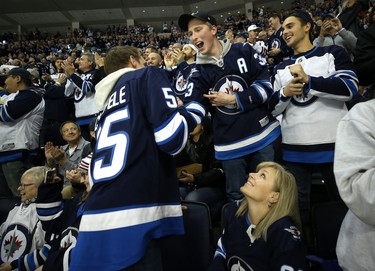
[{"xmin": 221, "ymin": 143, "xmax": 275, "ymax": 201}]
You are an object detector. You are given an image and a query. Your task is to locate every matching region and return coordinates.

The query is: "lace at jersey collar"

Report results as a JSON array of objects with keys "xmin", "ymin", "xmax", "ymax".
[{"xmin": 196, "ymin": 39, "xmax": 231, "ymax": 68}]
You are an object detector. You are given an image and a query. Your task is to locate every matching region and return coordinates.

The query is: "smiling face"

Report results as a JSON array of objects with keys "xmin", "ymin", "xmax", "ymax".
[
  {"xmin": 282, "ymin": 16, "xmax": 311, "ymax": 51},
  {"xmin": 18, "ymin": 174, "xmax": 37, "ymax": 203},
  {"xmin": 240, "ymin": 166, "xmax": 278, "ymax": 205},
  {"xmin": 187, "ymin": 18, "xmax": 218, "ymax": 56},
  {"xmin": 61, "ymin": 122, "xmax": 81, "ymax": 144},
  {"xmin": 146, "ymin": 52, "xmax": 163, "ymax": 67}
]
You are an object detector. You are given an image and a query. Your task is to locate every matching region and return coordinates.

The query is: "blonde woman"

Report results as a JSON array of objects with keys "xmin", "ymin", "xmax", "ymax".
[{"xmin": 208, "ymin": 162, "xmax": 307, "ymax": 271}]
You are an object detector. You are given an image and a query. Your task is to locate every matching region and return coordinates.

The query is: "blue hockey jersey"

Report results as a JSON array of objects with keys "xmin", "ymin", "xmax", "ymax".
[
  {"xmin": 171, "ymin": 61, "xmax": 196, "ymax": 97},
  {"xmin": 270, "ymin": 45, "xmax": 358, "ymax": 163},
  {"xmin": 268, "ymin": 27, "xmax": 292, "ymax": 71},
  {"xmin": 183, "ymin": 40, "xmax": 281, "ymax": 160},
  {"xmin": 69, "ymin": 66, "xmax": 199, "ymax": 270},
  {"xmin": 208, "ymin": 202, "xmax": 307, "ymax": 271}
]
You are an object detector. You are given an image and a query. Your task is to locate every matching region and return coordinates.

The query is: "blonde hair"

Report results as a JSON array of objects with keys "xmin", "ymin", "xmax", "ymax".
[
  {"xmin": 236, "ymin": 161, "xmax": 301, "ymax": 241},
  {"xmin": 22, "ymin": 166, "xmax": 49, "ymax": 187}
]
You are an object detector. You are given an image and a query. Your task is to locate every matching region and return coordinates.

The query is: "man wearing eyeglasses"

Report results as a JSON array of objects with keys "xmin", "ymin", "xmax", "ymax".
[{"xmin": 0, "ymin": 167, "xmax": 47, "ymax": 271}]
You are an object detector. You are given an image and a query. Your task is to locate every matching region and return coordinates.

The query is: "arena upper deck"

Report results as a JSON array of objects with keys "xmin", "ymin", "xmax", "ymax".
[{"xmin": 0, "ymin": 0, "xmax": 290, "ymax": 33}]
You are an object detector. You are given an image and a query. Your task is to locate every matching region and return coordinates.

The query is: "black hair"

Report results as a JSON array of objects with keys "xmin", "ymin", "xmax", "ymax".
[
  {"xmin": 0, "ymin": 74, "xmax": 6, "ymax": 88},
  {"xmin": 287, "ymin": 10, "xmax": 315, "ymax": 42}
]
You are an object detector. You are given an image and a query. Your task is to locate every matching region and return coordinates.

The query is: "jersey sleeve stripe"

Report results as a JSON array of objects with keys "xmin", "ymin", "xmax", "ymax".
[
  {"xmin": 332, "ymin": 70, "xmax": 358, "ymax": 93},
  {"xmin": 251, "ymin": 83, "xmax": 269, "ymax": 103},
  {"xmin": 63, "ymin": 245, "xmax": 75, "ymax": 271},
  {"xmin": 214, "ymin": 120, "xmax": 280, "ymax": 152},
  {"xmin": 0, "ymin": 105, "xmax": 13, "ymax": 122},
  {"xmin": 82, "ymin": 81, "xmax": 88, "ymax": 95},
  {"xmin": 214, "ymin": 237, "xmax": 226, "ymax": 259},
  {"xmin": 24, "ymin": 252, "xmax": 37, "ymax": 271},
  {"xmin": 154, "ymin": 112, "xmax": 187, "ymax": 144},
  {"xmin": 185, "ymin": 101, "xmax": 206, "ymax": 119},
  {"xmin": 168, "ymin": 117, "xmax": 189, "ymax": 156},
  {"xmin": 38, "ymin": 210, "xmax": 64, "ymax": 221},
  {"xmin": 184, "ymin": 101, "xmax": 206, "ymax": 125},
  {"xmin": 79, "ymin": 204, "xmax": 182, "ymax": 232},
  {"xmin": 338, "ymin": 77, "xmax": 357, "ymax": 96},
  {"xmin": 40, "ymin": 244, "xmax": 51, "ymax": 261},
  {"xmin": 36, "ymin": 202, "xmax": 63, "ymax": 209}
]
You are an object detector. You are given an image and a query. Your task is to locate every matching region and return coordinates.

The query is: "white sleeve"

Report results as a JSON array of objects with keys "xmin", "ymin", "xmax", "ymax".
[{"xmin": 334, "ymin": 102, "xmax": 375, "ymax": 225}]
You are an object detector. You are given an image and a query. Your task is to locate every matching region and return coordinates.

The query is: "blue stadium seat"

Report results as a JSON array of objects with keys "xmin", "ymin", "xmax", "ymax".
[
  {"xmin": 307, "ymin": 201, "xmax": 348, "ymax": 271},
  {"xmin": 0, "ymin": 197, "xmax": 21, "ymax": 224},
  {"xmin": 161, "ymin": 200, "xmax": 213, "ymax": 271}
]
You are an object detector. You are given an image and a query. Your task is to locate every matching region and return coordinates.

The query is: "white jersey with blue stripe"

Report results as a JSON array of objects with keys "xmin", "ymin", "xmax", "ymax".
[
  {"xmin": 0, "ymin": 87, "xmax": 44, "ymax": 154},
  {"xmin": 64, "ymin": 70, "xmax": 99, "ymax": 119},
  {"xmin": 0, "ymin": 203, "xmax": 47, "ymax": 271},
  {"xmin": 270, "ymin": 45, "xmax": 359, "ymax": 163}
]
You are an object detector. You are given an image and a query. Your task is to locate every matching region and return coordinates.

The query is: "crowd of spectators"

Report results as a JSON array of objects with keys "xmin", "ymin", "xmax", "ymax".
[
  {"xmin": 0, "ymin": 0, "xmax": 369, "ymax": 68},
  {"xmin": 0, "ymin": 0, "xmax": 375, "ymax": 269}
]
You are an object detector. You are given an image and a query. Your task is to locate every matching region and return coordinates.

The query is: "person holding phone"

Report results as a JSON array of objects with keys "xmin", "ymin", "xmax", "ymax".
[
  {"xmin": 34, "ymin": 154, "xmax": 92, "ymax": 271},
  {"xmin": 313, "ymin": 13, "xmax": 357, "ymax": 59}
]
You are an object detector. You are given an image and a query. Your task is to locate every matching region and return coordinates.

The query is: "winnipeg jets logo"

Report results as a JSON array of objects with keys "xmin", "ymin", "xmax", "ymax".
[
  {"xmin": 75, "ymin": 88, "xmax": 82, "ymax": 98},
  {"xmin": 3, "ymin": 227, "xmax": 23, "ymax": 259},
  {"xmin": 213, "ymin": 75, "xmax": 247, "ymax": 115},
  {"xmin": 228, "ymin": 256, "xmax": 254, "ymax": 271},
  {"xmin": 174, "ymin": 74, "xmax": 187, "ymax": 96},
  {"xmin": 284, "ymin": 226, "xmax": 301, "ymax": 241},
  {"xmin": 225, "ymin": 79, "xmax": 241, "ymax": 95},
  {"xmin": 291, "ymin": 92, "xmax": 317, "ymax": 106},
  {"xmin": 74, "ymin": 86, "xmax": 84, "ymax": 102},
  {"xmin": 1, "ymin": 224, "xmax": 30, "ymax": 262},
  {"xmin": 271, "ymin": 39, "xmax": 281, "ymax": 50},
  {"xmin": 60, "ymin": 227, "xmax": 79, "ymax": 249}
]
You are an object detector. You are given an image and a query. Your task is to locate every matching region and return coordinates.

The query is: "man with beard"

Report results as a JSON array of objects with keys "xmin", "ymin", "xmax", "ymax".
[{"xmin": 165, "ymin": 43, "xmax": 198, "ymax": 97}]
